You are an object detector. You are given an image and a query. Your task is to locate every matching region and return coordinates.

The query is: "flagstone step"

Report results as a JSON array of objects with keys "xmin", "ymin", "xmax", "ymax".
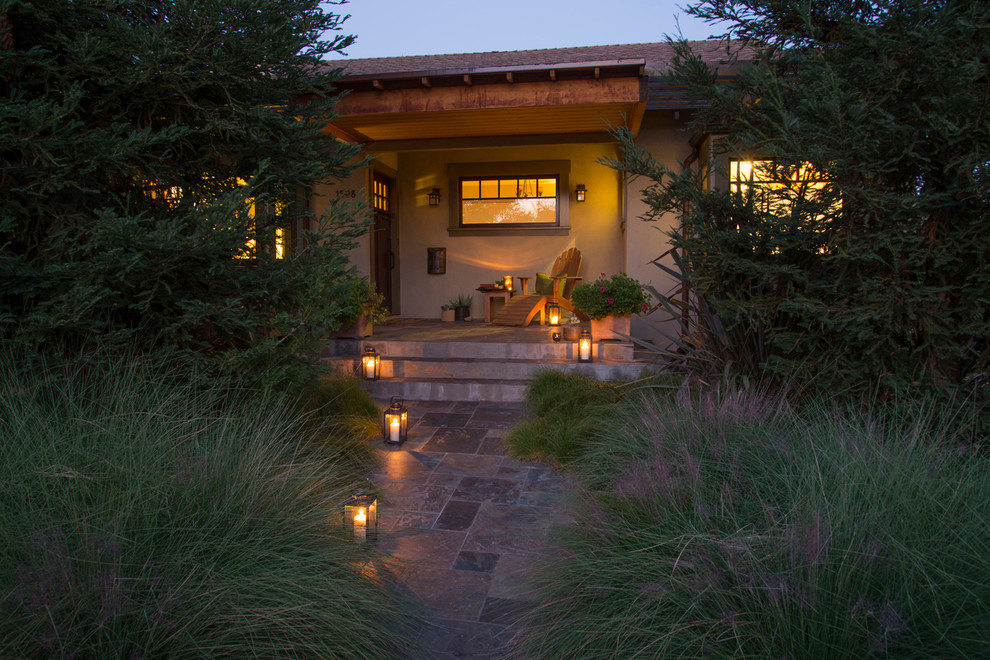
[
  {"xmin": 362, "ymin": 377, "xmax": 533, "ymax": 403},
  {"xmin": 325, "ymin": 337, "xmax": 636, "ymax": 361}
]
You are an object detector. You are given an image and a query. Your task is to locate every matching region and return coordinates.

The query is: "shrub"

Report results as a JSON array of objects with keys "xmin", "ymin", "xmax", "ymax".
[
  {"xmin": 0, "ymin": 354, "xmax": 419, "ymax": 658},
  {"xmin": 512, "ymin": 384, "xmax": 990, "ymax": 658}
]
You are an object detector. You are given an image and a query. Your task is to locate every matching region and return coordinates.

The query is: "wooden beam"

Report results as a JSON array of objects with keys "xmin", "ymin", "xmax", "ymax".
[
  {"xmin": 506, "ymin": 72, "xmax": 514, "ymax": 84},
  {"xmin": 421, "ymin": 77, "xmax": 432, "ymax": 88},
  {"xmin": 463, "ymin": 74, "xmax": 472, "ymax": 86},
  {"xmin": 549, "ymin": 69, "xmax": 556, "ymax": 82},
  {"xmin": 372, "ymin": 79, "xmax": 384, "ymax": 91},
  {"xmin": 334, "ymin": 78, "xmax": 644, "ymax": 115}
]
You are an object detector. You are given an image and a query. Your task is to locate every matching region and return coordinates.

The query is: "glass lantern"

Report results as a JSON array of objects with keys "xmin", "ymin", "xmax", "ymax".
[
  {"xmin": 343, "ymin": 491, "xmax": 378, "ymax": 543},
  {"xmin": 382, "ymin": 396, "xmax": 408, "ymax": 445},
  {"xmin": 578, "ymin": 328, "xmax": 593, "ymax": 362},
  {"xmin": 547, "ymin": 301, "xmax": 561, "ymax": 326},
  {"xmin": 503, "ymin": 275, "xmax": 514, "ymax": 292},
  {"xmin": 361, "ymin": 346, "xmax": 380, "ymax": 380}
]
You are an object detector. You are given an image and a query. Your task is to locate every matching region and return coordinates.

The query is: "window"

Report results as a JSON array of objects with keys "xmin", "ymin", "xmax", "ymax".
[
  {"xmin": 447, "ymin": 161, "xmax": 571, "ymax": 235},
  {"xmin": 459, "ymin": 176, "xmax": 558, "ymax": 226},
  {"xmin": 140, "ymin": 177, "xmax": 286, "ymax": 260},
  {"xmin": 729, "ymin": 159, "xmax": 830, "ymax": 216}
]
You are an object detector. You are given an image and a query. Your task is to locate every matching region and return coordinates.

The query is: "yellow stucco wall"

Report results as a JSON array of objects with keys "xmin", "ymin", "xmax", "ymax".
[
  {"xmin": 389, "ymin": 142, "xmax": 626, "ymax": 320},
  {"xmin": 625, "ymin": 111, "xmax": 694, "ymax": 345}
]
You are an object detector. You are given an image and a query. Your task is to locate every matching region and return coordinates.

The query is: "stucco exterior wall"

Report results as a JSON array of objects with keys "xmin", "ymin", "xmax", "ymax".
[
  {"xmin": 625, "ymin": 110, "xmax": 695, "ymax": 346},
  {"xmin": 390, "ymin": 142, "xmax": 625, "ymax": 320}
]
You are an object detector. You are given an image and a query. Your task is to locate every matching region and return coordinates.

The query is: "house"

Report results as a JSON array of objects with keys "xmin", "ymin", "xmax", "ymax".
[{"xmin": 315, "ymin": 41, "xmax": 744, "ymax": 344}]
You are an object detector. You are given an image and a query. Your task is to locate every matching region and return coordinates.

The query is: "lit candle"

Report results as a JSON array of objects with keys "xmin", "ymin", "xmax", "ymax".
[
  {"xmin": 549, "ymin": 310, "xmax": 560, "ymax": 325},
  {"xmin": 390, "ymin": 417, "xmax": 400, "ymax": 443},
  {"xmin": 579, "ymin": 337, "xmax": 591, "ymax": 361},
  {"xmin": 353, "ymin": 507, "xmax": 367, "ymax": 541},
  {"xmin": 503, "ymin": 275, "xmax": 513, "ymax": 292}
]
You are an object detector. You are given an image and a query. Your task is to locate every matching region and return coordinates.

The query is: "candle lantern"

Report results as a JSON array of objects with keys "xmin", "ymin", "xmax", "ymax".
[
  {"xmin": 361, "ymin": 346, "xmax": 380, "ymax": 380},
  {"xmin": 382, "ymin": 396, "xmax": 408, "ymax": 445},
  {"xmin": 343, "ymin": 491, "xmax": 378, "ymax": 543},
  {"xmin": 503, "ymin": 275, "xmax": 513, "ymax": 292},
  {"xmin": 578, "ymin": 328, "xmax": 593, "ymax": 363},
  {"xmin": 547, "ymin": 301, "xmax": 561, "ymax": 326},
  {"xmin": 552, "ymin": 330, "xmax": 562, "ymax": 342}
]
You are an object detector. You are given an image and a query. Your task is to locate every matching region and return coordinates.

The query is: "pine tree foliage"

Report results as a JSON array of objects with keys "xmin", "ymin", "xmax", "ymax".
[
  {"xmin": 613, "ymin": 0, "xmax": 989, "ymax": 400},
  {"xmin": 0, "ymin": 0, "xmax": 366, "ymax": 383}
]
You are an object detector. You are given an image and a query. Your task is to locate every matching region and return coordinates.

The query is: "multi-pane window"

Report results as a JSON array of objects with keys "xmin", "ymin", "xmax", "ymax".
[
  {"xmin": 729, "ymin": 160, "xmax": 830, "ymax": 215},
  {"xmin": 459, "ymin": 176, "xmax": 558, "ymax": 226},
  {"xmin": 373, "ymin": 176, "xmax": 390, "ymax": 212}
]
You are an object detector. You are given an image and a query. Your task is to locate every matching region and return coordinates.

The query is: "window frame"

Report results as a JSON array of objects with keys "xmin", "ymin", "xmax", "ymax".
[{"xmin": 447, "ymin": 160, "xmax": 571, "ymax": 236}]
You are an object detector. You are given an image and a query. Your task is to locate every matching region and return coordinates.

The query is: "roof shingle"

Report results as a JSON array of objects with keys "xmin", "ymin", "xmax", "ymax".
[{"xmin": 323, "ymin": 40, "xmax": 746, "ymax": 78}]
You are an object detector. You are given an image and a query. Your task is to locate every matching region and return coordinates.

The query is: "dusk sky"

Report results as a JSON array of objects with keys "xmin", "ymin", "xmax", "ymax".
[{"xmin": 330, "ymin": 0, "xmax": 729, "ymax": 59}]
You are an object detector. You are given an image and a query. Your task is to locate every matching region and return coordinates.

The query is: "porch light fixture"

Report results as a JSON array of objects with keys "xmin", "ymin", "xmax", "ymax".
[
  {"xmin": 343, "ymin": 491, "xmax": 378, "ymax": 543},
  {"xmin": 547, "ymin": 301, "xmax": 561, "ymax": 326},
  {"xmin": 428, "ymin": 188, "xmax": 441, "ymax": 207},
  {"xmin": 575, "ymin": 184, "xmax": 587, "ymax": 202},
  {"xmin": 383, "ymin": 396, "xmax": 409, "ymax": 445},
  {"xmin": 578, "ymin": 328, "xmax": 593, "ymax": 362},
  {"xmin": 361, "ymin": 346, "xmax": 380, "ymax": 380},
  {"xmin": 503, "ymin": 275, "xmax": 513, "ymax": 292}
]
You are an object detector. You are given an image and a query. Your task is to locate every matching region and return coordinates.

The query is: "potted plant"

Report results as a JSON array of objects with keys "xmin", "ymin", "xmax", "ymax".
[
  {"xmin": 440, "ymin": 302, "xmax": 456, "ymax": 322},
  {"xmin": 328, "ymin": 275, "xmax": 388, "ymax": 338},
  {"xmin": 570, "ymin": 272, "xmax": 649, "ymax": 341},
  {"xmin": 452, "ymin": 294, "xmax": 473, "ymax": 321}
]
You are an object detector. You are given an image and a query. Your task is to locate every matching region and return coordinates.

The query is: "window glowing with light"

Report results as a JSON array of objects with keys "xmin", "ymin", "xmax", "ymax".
[{"xmin": 460, "ymin": 176, "xmax": 558, "ymax": 226}]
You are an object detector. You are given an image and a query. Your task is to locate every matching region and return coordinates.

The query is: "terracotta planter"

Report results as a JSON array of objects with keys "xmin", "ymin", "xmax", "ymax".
[
  {"xmin": 590, "ymin": 315, "xmax": 630, "ymax": 342},
  {"xmin": 562, "ymin": 325, "xmax": 582, "ymax": 342},
  {"xmin": 440, "ymin": 308, "xmax": 455, "ymax": 322},
  {"xmin": 329, "ymin": 312, "xmax": 373, "ymax": 338}
]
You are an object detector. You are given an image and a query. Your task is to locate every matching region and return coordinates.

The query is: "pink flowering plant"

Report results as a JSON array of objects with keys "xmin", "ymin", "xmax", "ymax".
[{"xmin": 570, "ymin": 272, "xmax": 649, "ymax": 320}]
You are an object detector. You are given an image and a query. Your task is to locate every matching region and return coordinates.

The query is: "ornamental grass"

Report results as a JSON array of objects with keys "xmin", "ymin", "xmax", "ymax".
[
  {"xmin": 508, "ymin": 372, "xmax": 990, "ymax": 658},
  {"xmin": 0, "ymin": 354, "xmax": 419, "ymax": 659}
]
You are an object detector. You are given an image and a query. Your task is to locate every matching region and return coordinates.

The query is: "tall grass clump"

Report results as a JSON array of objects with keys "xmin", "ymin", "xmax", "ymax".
[
  {"xmin": 513, "ymin": 384, "xmax": 990, "ymax": 658},
  {"xmin": 0, "ymin": 354, "xmax": 418, "ymax": 658},
  {"xmin": 505, "ymin": 370, "xmax": 622, "ymax": 464}
]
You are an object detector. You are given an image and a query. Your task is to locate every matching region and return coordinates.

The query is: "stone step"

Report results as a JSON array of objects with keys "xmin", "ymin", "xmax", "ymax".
[
  {"xmin": 362, "ymin": 377, "xmax": 533, "ymax": 403},
  {"xmin": 324, "ymin": 337, "xmax": 636, "ymax": 362},
  {"xmin": 322, "ymin": 355, "xmax": 649, "ymax": 383},
  {"xmin": 320, "ymin": 336, "xmax": 654, "ymax": 403}
]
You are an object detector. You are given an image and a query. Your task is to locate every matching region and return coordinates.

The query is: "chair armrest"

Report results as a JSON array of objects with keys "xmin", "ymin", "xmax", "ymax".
[{"xmin": 516, "ymin": 276, "xmax": 531, "ymax": 295}]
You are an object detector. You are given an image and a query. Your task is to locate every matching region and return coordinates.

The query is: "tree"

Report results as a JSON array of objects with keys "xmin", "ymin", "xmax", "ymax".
[
  {"xmin": 613, "ymin": 0, "xmax": 990, "ymax": 401},
  {"xmin": 0, "ymin": 0, "xmax": 366, "ymax": 383}
]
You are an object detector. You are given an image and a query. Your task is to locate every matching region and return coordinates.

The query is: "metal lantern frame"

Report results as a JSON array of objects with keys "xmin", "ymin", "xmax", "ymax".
[
  {"xmin": 361, "ymin": 346, "xmax": 380, "ymax": 381},
  {"xmin": 575, "ymin": 184, "xmax": 587, "ymax": 202},
  {"xmin": 547, "ymin": 301, "xmax": 561, "ymax": 326},
  {"xmin": 382, "ymin": 396, "xmax": 409, "ymax": 445},
  {"xmin": 428, "ymin": 188, "xmax": 441, "ymax": 207},
  {"xmin": 577, "ymin": 328, "xmax": 593, "ymax": 362},
  {"xmin": 343, "ymin": 491, "xmax": 378, "ymax": 543}
]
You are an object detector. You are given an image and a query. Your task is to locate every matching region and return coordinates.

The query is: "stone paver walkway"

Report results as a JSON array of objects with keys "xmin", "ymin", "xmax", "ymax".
[{"xmin": 371, "ymin": 400, "xmax": 575, "ymax": 659}]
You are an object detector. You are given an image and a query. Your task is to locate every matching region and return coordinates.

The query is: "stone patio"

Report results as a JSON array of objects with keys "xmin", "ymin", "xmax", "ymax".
[{"xmin": 371, "ymin": 399, "xmax": 577, "ymax": 659}]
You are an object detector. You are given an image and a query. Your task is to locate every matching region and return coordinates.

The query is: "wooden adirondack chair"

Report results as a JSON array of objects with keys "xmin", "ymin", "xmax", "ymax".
[{"xmin": 492, "ymin": 247, "xmax": 582, "ymax": 326}]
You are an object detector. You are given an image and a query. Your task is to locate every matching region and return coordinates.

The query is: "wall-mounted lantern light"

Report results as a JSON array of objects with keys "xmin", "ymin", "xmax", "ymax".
[
  {"xmin": 575, "ymin": 184, "xmax": 587, "ymax": 203},
  {"xmin": 343, "ymin": 491, "xmax": 378, "ymax": 543},
  {"xmin": 428, "ymin": 188, "xmax": 441, "ymax": 207},
  {"xmin": 578, "ymin": 328, "xmax": 593, "ymax": 362},
  {"xmin": 503, "ymin": 275, "xmax": 514, "ymax": 292},
  {"xmin": 383, "ymin": 396, "xmax": 408, "ymax": 445},
  {"xmin": 361, "ymin": 346, "xmax": 380, "ymax": 380},
  {"xmin": 547, "ymin": 301, "xmax": 561, "ymax": 326}
]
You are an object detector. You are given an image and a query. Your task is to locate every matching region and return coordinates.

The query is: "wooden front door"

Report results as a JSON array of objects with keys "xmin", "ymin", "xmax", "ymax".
[{"xmin": 371, "ymin": 172, "xmax": 394, "ymax": 312}]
